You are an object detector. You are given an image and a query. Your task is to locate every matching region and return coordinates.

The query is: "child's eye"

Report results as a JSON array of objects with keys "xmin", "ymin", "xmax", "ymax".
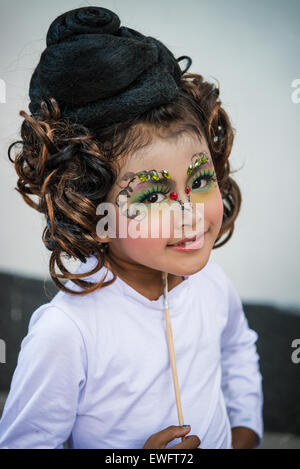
[
  {"xmin": 143, "ymin": 193, "xmax": 167, "ymax": 204},
  {"xmin": 191, "ymin": 171, "xmax": 216, "ymax": 191},
  {"xmin": 136, "ymin": 186, "xmax": 170, "ymax": 205}
]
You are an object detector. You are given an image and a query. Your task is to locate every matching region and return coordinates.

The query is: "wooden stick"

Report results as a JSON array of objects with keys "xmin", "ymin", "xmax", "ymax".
[{"xmin": 162, "ymin": 271, "xmax": 185, "ymax": 442}]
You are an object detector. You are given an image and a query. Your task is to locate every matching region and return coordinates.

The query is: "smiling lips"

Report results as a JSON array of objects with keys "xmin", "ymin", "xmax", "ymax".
[{"xmin": 167, "ymin": 231, "xmax": 207, "ymax": 250}]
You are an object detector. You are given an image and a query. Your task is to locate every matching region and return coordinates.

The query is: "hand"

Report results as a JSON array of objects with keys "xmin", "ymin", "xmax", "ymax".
[
  {"xmin": 231, "ymin": 426, "xmax": 259, "ymax": 449},
  {"xmin": 142, "ymin": 425, "xmax": 201, "ymax": 449}
]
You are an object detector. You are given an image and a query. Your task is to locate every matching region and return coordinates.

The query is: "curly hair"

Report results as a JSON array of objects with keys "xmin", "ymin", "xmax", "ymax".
[{"xmin": 8, "ymin": 72, "xmax": 241, "ymax": 295}]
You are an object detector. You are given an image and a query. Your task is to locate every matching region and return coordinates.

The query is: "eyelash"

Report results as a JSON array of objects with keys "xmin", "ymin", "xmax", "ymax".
[
  {"xmin": 137, "ymin": 184, "xmax": 171, "ymax": 203},
  {"xmin": 135, "ymin": 170, "xmax": 217, "ymax": 204},
  {"xmin": 191, "ymin": 170, "xmax": 217, "ymax": 191}
]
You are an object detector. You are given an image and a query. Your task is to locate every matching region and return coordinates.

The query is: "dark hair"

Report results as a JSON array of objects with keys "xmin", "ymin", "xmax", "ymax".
[{"xmin": 8, "ymin": 72, "xmax": 241, "ymax": 296}]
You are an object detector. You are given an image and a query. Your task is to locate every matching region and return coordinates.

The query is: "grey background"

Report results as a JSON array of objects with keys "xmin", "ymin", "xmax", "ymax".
[{"xmin": 0, "ymin": 0, "xmax": 300, "ymax": 308}]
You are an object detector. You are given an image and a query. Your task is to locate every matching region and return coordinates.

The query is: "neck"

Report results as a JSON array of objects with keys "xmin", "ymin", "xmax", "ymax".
[{"xmin": 104, "ymin": 246, "xmax": 184, "ymax": 301}]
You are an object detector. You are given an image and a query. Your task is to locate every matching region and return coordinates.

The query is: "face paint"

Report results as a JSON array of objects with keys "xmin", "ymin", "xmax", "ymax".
[
  {"xmin": 114, "ymin": 170, "xmax": 175, "ymax": 220},
  {"xmin": 186, "ymin": 151, "xmax": 210, "ymax": 176},
  {"xmin": 185, "ymin": 152, "xmax": 218, "ymax": 204},
  {"xmin": 153, "ymin": 152, "xmax": 216, "ymax": 204},
  {"xmin": 114, "ymin": 152, "xmax": 218, "ymax": 220}
]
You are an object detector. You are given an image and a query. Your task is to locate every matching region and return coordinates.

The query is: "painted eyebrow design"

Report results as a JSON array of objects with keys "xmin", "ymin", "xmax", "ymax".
[
  {"xmin": 114, "ymin": 173, "xmax": 173, "ymax": 207},
  {"xmin": 131, "ymin": 161, "xmax": 214, "ymax": 190},
  {"xmin": 186, "ymin": 160, "xmax": 213, "ymax": 180},
  {"xmin": 114, "ymin": 153, "xmax": 215, "ymax": 205},
  {"xmin": 133, "ymin": 176, "xmax": 174, "ymax": 190}
]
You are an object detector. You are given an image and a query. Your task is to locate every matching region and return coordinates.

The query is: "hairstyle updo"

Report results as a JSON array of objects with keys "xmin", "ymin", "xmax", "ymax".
[{"xmin": 8, "ymin": 6, "xmax": 241, "ymax": 295}]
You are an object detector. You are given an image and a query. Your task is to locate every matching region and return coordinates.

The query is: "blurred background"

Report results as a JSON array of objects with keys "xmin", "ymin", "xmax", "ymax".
[{"xmin": 0, "ymin": 0, "xmax": 299, "ymax": 448}]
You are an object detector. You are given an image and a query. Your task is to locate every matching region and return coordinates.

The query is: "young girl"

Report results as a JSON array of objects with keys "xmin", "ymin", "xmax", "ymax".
[{"xmin": 0, "ymin": 6, "xmax": 263, "ymax": 449}]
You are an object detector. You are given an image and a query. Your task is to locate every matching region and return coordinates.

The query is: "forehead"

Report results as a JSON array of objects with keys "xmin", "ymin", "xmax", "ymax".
[{"xmin": 117, "ymin": 132, "xmax": 210, "ymax": 177}]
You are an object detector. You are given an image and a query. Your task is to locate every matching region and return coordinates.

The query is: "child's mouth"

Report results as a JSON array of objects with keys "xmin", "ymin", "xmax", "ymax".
[{"xmin": 166, "ymin": 231, "xmax": 207, "ymax": 251}]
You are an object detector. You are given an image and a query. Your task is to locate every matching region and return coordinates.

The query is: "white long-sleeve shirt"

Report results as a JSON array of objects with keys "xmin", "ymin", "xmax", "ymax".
[{"xmin": 0, "ymin": 256, "xmax": 263, "ymax": 449}]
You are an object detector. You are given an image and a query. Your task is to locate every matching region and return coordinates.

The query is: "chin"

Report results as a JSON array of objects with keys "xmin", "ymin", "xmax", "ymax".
[{"xmin": 168, "ymin": 255, "xmax": 210, "ymax": 277}]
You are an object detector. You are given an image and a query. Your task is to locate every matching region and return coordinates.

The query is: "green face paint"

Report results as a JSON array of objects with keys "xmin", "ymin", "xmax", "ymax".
[
  {"xmin": 188, "ymin": 167, "xmax": 218, "ymax": 204},
  {"xmin": 114, "ymin": 152, "xmax": 218, "ymax": 220},
  {"xmin": 115, "ymin": 170, "xmax": 174, "ymax": 219}
]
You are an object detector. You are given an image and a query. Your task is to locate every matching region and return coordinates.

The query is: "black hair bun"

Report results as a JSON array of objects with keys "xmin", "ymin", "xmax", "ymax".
[
  {"xmin": 46, "ymin": 6, "xmax": 120, "ymax": 46},
  {"xmin": 29, "ymin": 6, "xmax": 192, "ymax": 131}
]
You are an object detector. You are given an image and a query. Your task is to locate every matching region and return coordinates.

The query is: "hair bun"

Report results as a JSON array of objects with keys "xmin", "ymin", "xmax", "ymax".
[
  {"xmin": 29, "ymin": 6, "xmax": 192, "ymax": 131},
  {"xmin": 46, "ymin": 6, "xmax": 120, "ymax": 46}
]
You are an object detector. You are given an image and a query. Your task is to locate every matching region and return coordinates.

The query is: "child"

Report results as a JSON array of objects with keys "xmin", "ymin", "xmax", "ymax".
[{"xmin": 0, "ymin": 6, "xmax": 263, "ymax": 449}]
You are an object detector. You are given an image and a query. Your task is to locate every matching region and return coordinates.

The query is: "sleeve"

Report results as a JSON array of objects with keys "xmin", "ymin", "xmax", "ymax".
[
  {"xmin": 219, "ymin": 272, "xmax": 264, "ymax": 449},
  {"xmin": 0, "ymin": 304, "xmax": 87, "ymax": 449}
]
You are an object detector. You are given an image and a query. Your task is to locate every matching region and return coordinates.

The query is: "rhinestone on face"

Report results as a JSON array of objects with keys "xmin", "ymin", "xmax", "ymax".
[
  {"xmin": 169, "ymin": 192, "xmax": 178, "ymax": 200},
  {"xmin": 137, "ymin": 172, "xmax": 149, "ymax": 182},
  {"xmin": 185, "ymin": 185, "xmax": 191, "ymax": 194},
  {"xmin": 201, "ymin": 155, "xmax": 208, "ymax": 164},
  {"xmin": 161, "ymin": 169, "xmax": 170, "ymax": 179},
  {"xmin": 150, "ymin": 170, "xmax": 159, "ymax": 181},
  {"xmin": 187, "ymin": 164, "xmax": 194, "ymax": 175},
  {"xmin": 194, "ymin": 158, "xmax": 201, "ymax": 168}
]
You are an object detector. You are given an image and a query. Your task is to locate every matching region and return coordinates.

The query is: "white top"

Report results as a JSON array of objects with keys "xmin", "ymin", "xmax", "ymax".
[{"xmin": 0, "ymin": 256, "xmax": 264, "ymax": 449}]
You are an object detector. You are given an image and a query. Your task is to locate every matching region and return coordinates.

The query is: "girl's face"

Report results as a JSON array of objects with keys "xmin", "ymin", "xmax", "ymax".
[{"xmin": 103, "ymin": 131, "xmax": 224, "ymax": 277}]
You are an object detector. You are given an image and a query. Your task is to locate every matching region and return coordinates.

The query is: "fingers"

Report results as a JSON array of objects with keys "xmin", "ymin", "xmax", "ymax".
[
  {"xmin": 142, "ymin": 425, "xmax": 201, "ymax": 449},
  {"xmin": 171, "ymin": 434, "xmax": 201, "ymax": 449},
  {"xmin": 142, "ymin": 425, "xmax": 190, "ymax": 449}
]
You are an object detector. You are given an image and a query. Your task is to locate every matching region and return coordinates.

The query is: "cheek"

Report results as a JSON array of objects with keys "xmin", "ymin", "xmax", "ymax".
[
  {"xmin": 116, "ymin": 201, "xmax": 181, "ymax": 240},
  {"xmin": 115, "ymin": 228, "xmax": 166, "ymax": 266},
  {"xmin": 118, "ymin": 236, "xmax": 163, "ymax": 257},
  {"xmin": 113, "ymin": 206, "xmax": 167, "ymax": 255},
  {"xmin": 192, "ymin": 185, "xmax": 224, "ymax": 226},
  {"xmin": 207, "ymin": 188, "xmax": 224, "ymax": 229}
]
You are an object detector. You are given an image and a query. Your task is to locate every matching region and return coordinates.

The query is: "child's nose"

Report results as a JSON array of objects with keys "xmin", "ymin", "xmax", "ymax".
[
  {"xmin": 172, "ymin": 192, "xmax": 204, "ymax": 230},
  {"xmin": 174, "ymin": 190, "xmax": 193, "ymax": 212}
]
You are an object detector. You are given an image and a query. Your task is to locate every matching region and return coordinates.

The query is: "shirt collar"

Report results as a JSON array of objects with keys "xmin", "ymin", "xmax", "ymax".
[
  {"xmin": 115, "ymin": 270, "xmax": 191, "ymax": 314},
  {"xmin": 72, "ymin": 255, "xmax": 194, "ymax": 316}
]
